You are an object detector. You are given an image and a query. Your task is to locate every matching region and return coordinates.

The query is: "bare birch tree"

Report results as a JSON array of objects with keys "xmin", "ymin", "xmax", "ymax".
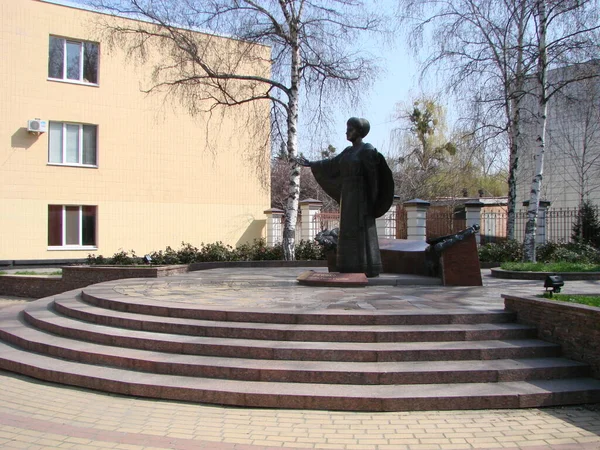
[
  {"xmin": 397, "ymin": 0, "xmax": 535, "ymax": 238},
  {"xmin": 397, "ymin": 0, "xmax": 600, "ymax": 260},
  {"xmin": 271, "ymin": 148, "xmax": 337, "ymax": 212},
  {"xmin": 88, "ymin": 0, "xmax": 381, "ymax": 260},
  {"xmin": 522, "ymin": 0, "xmax": 600, "ymax": 261}
]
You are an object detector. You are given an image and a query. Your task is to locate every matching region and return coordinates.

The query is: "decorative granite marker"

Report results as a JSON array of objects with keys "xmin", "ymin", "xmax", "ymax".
[{"xmin": 297, "ymin": 270, "xmax": 368, "ymax": 287}]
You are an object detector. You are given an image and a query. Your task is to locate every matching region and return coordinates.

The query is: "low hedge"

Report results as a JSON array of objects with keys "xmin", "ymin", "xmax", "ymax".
[
  {"xmin": 87, "ymin": 239, "xmax": 325, "ymax": 266},
  {"xmin": 478, "ymin": 240, "xmax": 600, "ymax": 264}
]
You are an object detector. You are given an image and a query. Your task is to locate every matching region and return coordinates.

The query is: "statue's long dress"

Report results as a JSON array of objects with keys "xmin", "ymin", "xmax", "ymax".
[{"xmin": 311, "ymin": 143, "xmax": 383, "ymax": 277}]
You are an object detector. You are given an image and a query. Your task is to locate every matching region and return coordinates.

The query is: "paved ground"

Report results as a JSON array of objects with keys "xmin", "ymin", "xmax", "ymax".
[{"xmin": 1, "ymin": 268, "xmax": 600, "ymax": 450}]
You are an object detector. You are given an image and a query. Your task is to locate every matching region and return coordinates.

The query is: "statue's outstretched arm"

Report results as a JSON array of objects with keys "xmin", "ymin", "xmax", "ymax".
[{"xmin": 290, "ymin": 155, "xmax": 312, "ymax": 167}]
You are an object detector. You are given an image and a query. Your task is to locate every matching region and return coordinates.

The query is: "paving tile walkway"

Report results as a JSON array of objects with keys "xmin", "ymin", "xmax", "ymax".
[{"xmin": 0, "ymin": 268, "xmax": 599, "ymax": 450}]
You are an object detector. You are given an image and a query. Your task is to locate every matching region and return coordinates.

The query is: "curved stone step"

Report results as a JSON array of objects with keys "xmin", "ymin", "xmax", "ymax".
[
  {"xmin": 1, "ymin": 340, "xmax": 599, "ymax": 411},
  {"xmin": 81, "ymin": 290, "xmax": 517, "ymax": 325},
  {"xmin": 0, "ymin": 315, "xmax": 587, "ymax": 385},
  {"xmin": 53, "ymin": 296, "xmax": 538, "ymax": 342},
  {"xmin": 22, "ymin": 304, "xmax": 561, "ymax": 362}
]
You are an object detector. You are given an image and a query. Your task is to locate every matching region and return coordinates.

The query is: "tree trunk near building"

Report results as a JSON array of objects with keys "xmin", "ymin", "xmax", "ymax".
[
  {"xmin": 523, "ymin": 0, "xmax": 548, "ymax": 262},
  {"xmin": 506, "ymin": 0, "xmax": 527, "ymax": 241},
  {"xmin": 282, "ymin": 42, "xmax": 301, "ymax": 261}
]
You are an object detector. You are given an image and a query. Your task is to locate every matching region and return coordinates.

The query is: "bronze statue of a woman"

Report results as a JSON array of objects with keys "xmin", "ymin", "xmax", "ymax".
[{"xmin": 296, "ymin": 117, "xmax": 394, "ymax": 277}]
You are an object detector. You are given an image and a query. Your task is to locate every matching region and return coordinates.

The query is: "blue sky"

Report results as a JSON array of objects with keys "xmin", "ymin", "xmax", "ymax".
[{"xmin": 326, "ymin": 40, "xmax": 419, "ymax": 158}]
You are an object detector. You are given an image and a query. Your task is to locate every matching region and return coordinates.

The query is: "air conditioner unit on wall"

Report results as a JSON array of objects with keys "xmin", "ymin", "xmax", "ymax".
[{"xmin": 27, "ymin": 119, "xmax": 48, "ymax": 133}]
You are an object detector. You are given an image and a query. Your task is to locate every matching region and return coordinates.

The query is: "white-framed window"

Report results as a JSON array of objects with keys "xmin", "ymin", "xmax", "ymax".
[
  {"xmin": 48, "ymin": 205, "xmax": 97, "ymax": 249},
  {"xmin": 48, "ymin": 36, "xmax": 99, "ymax": 84},
  {"xmin": 48, "ymin": 122, "xmax": 97, "ymax": 167}
]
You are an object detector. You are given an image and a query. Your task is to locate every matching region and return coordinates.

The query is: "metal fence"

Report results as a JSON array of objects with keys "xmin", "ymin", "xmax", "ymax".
[
  {"xmin": 305, "ymin": 205, "xmax": 593, "ymax": 244},
  {"xmin": 545, "ymin": 208, "xmax": 581, "ymax": 242},
  {"xmin": 396, "ymin": 207, "xmax": 407, "ymax": 239},
  {"xmin": 481, "ymin": 207, "xmax": 582, "ymax": 243},
  {"xmin": 312, "ymin": 212, "xmax": 340, "ymax": 232},
  {"xmin": 313, "ymin": 210, "xmax": 398, "ymax": 239},
  {"xmin": 395, "ymin": 207, "xmax": 466, "ymax": 240},
  {"xmin": 426, "ymin": 211, "xmax": 466, "ymax": 240}
]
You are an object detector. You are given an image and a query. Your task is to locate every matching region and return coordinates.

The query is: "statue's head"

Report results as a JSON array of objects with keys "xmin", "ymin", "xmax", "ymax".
[{"xmin": 347, "ymin": 117, "xmax": 370, "ymax": 138}]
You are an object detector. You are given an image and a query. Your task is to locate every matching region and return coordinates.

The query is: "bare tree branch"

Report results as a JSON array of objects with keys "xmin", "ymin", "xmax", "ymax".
[{"xmin": 88, "ymin": 0, "xmax": 382, "ymax": 259}]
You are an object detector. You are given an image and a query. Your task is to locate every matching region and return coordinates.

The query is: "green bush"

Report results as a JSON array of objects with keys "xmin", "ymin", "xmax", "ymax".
[
  {"xmin": 536, "ymin": 241, "xmax": 600, "ymax": 264},
  {"xmin": 87, "ymin": 249, "xmax": 141, "ymax": 265},
  {"xmin": 148, "ymin": 246, "xmax": 180, "ymax": 265},
  {"xmin": 197, "ymin": 241, "xmax": 236, "ymax": 262},
  {"xmin": 296, "ymin": 239, "xmax": 326, "ymax": 260},
  {"xmin": 478, "ymin": 240, "xmax": 522, "ymax": 262},
  {"xmin": 572, "ymin": 200, "xmax": 600, "ymax": 248},
  {"xmin": 176, "ymin": 242, "xmax": 201, "ymax": 263},
  {"xmin": 86, "ymin": 238, "xmax": 326, "ymax": 265},
  {"xmin": 478, "ymin": 239, "xmax": 600, "ymax": 264},
  {"xmin": 86, "ymin": 254, "xmax": 107, "ymax": 265},
  {"xmin": 236, "ymin": 239, "xmax": 284, "ymax": 260}
]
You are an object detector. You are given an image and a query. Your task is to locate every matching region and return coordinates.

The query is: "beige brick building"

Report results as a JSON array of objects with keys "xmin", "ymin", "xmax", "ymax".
[{"xmin": 1, "ymin": 0, "xmax": 271, "ymax": 263}]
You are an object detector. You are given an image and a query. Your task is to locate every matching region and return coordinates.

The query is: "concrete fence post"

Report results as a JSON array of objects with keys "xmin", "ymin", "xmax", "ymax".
[
  {"xmin": 404, "ymin": 199, "xmax": 430, "ymax": 241},
  {"xmin": 299, "ymin": 199, "xmax": 323, "ymax": 242},
  {"xmin": 523, "ymin": 200, "xmax": 551, "ymax": 245},
  {"xmin": 263, "ymin": 208, "xmax": 284, "ymax": 246},
  {"xmin": 465, "ymin": 200, "xmax": 484, "ymax": 245},
  {"xmin": 537, "ymin": 200, "xmax": 551, "ymax": 245},
  {"xmin": 376, "ymin": 204, "xmax": 397, "ymax": 239}
]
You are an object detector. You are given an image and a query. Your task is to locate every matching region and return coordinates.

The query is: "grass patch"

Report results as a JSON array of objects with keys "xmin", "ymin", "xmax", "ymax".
[
  {"xmin": 501, "ymin": 261, "xmax": 600, "ymax": 272},
  {"xmin": 11, "ymin": 270, "xmax": 62, "ymax": 276},
  {"xmin": 541, "ymin": 293, "xmax": 600, "ymax": 307}
]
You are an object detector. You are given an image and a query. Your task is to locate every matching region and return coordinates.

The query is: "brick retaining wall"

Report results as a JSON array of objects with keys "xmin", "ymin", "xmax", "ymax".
[
  {"xmin": 0, "ymin": 265, "xmax": 189, "ymax": 299},
  {"xmin": 503, "ymin": 294, "xmax": 600, "ymax": 377},
  {"xmin": 0, "ymin": 262, "xmax": 326, "ymax": 299},
  {"xmin": 0, "ymin": 276, "xmax": 74, "ymax": 299}
]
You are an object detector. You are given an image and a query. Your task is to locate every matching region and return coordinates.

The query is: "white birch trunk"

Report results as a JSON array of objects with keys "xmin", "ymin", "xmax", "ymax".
[
  {"xmin": 506, "ymin": 0, "xmax": 527, "ymax": 241},
  {"xmin": 523, "ymin": 0, "xmax": 548, "ymax": 262},
  {"xmin": 507, "ymin": 96, "xmax": 521, "ymax": 241},
  {"xmin": 282, "ymin": 40, "xmax": 301, "ymax": 261}
]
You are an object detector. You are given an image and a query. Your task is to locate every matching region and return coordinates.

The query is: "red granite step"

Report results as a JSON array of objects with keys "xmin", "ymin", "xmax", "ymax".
[
  {"xmin": 81, "ymin": 290, "xmax": 517, "ymax": 325},
  {"xmin": 1, "ymin": 286, "xmax": 599, "ymax": 411},
  {"xmin": 1, "ymin": 340, "xmax": 599, "ymax": 411},
  {"xmin": 52, "ymin": 296, "xmax": 538, "ymax": 342},
  {"xmin": 0, "ymin": 315, "xmax": 588, "ymax": 384},
  {"xmin": 22, "ymin": 303, "xmax": 560, "ymax": 362}
]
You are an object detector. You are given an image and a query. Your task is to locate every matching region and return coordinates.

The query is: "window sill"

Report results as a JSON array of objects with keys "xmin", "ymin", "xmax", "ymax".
[
  {"xmin": 47, "ymin": 77, "xmax": 99, "ymax": 87},
  {"xmin": 47, "ymin": 163, "xmax": 98, "ymax": 169},
  {"xmin": 48, "ymin": 246, "xmax": 97, "ymax": 251}
]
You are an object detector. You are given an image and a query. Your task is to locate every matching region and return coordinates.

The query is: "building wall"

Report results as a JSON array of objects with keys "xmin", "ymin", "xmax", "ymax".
[
  {"xmin": 0, "ymin": 0, "xmax": 271, "ymax": 261},
  {"xmin": 516, "ymin": 64, "xmax": 600, "ymax": 210}
]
